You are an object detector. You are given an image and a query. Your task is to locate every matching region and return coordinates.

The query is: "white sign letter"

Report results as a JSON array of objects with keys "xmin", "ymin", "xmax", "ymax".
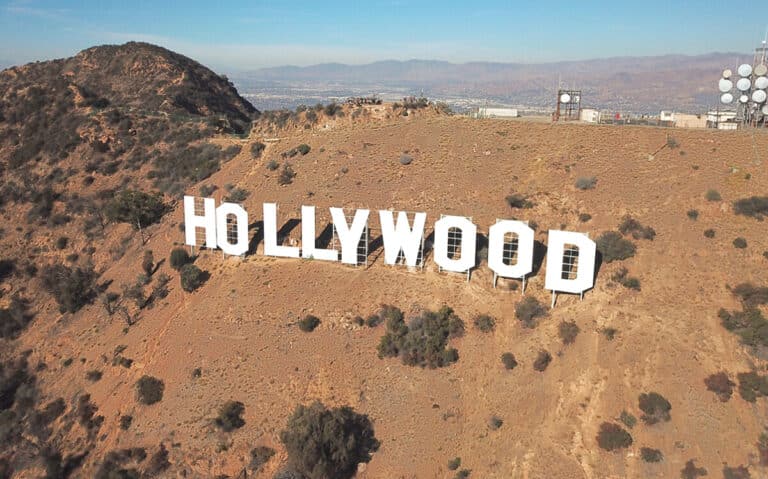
[
  {"xmin": 301, "ymin": 205, "xmax": 338, "ymax": 261},
  {"xmin": 434, "ymin": 216, "xmax": 477, "ymax": 273},
  {"xmin": 379, "ymin": 211, "xmax": 427, "ymax": 267},
  {"xmin": 545, "ymin": 230, "xmax": 596, "ymax": 294},
  {"xmin": 488, "ymin": 220, "xmax": 534, "ymax": 279},
  {"xmin": 184, "ymin": 196, "xmax": 217, "ymax": 249},
  {"xmin": 263, "ymin": 203, "xmax": 300, "ymax": 258},
  {"xmin": 330, "ymin": 208, "xmax": 370, "ymax": 265},
  {"xmin": 215, "ymin": 202, "xmax": 249, "ymax": 256}
]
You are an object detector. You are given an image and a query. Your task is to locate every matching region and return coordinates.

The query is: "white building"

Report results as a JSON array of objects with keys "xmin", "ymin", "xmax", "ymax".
[
  {"xmin": 579, "ymin": 108, "xmax": 600, "ymax": 123},
  {"xmin": 659, "ymin": 111, "xmax": 675, "ymax": 123},
  {"xmin": 476, "ymin": 107, "xmax": 519, "ymax": 118}
]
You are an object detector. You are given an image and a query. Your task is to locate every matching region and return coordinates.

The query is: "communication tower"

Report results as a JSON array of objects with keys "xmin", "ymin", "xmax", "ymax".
[
  {"xmin": 717, "ymin": 35, "xmax": 768, "ymax": 127},
  {"xmin": 554, "ymin": 89, "xmax": 582, "ymax": 121}
]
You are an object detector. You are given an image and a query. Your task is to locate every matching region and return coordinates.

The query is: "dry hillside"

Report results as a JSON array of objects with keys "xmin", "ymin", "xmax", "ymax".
[{"xmin": 1, "ymin": 43, "xmax": 768, "ymax": 479}]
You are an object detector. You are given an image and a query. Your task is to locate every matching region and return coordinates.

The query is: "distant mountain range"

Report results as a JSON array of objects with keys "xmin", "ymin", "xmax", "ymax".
[{"xmin": 236, "ymin": 53, "xmax": 755, "ymax": 113}]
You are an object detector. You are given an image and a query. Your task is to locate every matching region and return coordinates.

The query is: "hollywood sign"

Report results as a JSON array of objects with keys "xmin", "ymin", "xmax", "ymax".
[{"xmin": 183, "ymin": 196, "xmax": 597, "ymax": 301}]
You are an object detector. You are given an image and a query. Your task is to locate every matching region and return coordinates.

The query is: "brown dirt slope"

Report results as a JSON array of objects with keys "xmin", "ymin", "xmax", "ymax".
[{"xmin": 5, "ymin": 114, "xmax": 767, "ymax": 478}]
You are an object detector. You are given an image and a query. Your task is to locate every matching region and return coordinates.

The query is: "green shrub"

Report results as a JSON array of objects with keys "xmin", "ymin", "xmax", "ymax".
[
  {"xmin": 473, "ymin": 314, "xmax": 495, "ymax": 333},
  {"xmin": 298, "ymin": 315, "xmax": 320, "ymax": 332},
  {"xmin": 505, "ymin": 193, "xmax": 533, "ymax": 209},
  {"xmin": 533, "ymin": 350, "xmax": 551, "ymax": 372},
  {"xmin": 704, "ymin": 372, "xmax": 735, "ymax": 402},
  {"xmin": 736, "ymin": 371, "xmax": 768, "ymax": 402},
  {"xmin": 169, "ymin": 248, "xmax": 192, "ymax": 270},
  {"xmin": 142, "ymin": 250, "xmax": 154, "ymax": 276},
  {"xmin": 578, "ymin": 213, "xmax": 592, "ymax": 222},
  {"xmin": 119, "ymin": 415, "xmax": 132, "ymax": 430},
  {"xmin": 733, "ymin": 196, "xmax": 768, "ymax": 219},
  {"xmin": 640, "ymin": 447, "xmax": 663, "ymax": 463},
  {"xmin": 501, "ymin": 352, "xmax": 517, "ymax": 370},
  {"xmin": 279, "ymin": 401, "xmax": 379, "ymax": 479},
  {"xmin": 105, "ymin": 190, "xmax": 167, "ymax": 228},
  {"xmin": 377, "ymin": 306, "xmax": 464, "ymax": 368},
  {"xmin": 611, "ymin": 267, "xmax": 640, "ymax": 290},
  {"xmin": 249, "ymin": 446, "xmax": 275, "ymax": 471},
  {"xmin": 453, "ymin": 470, "xmax": 471, "ymax": 479},
  {"xmin": 447, "ymin": 457, "xmax": 461, "ymax": 470},
  {"xmin": 733, "ymin": 237, "xmax": 747, "ymax": 249},
  {"xmin": 399, "ymin": 154, "xmax": 413, "ymax": 165},
  {"xmin": 224, "ymin": 187, "xmax": 249, "ymax": 203},
  {"xmin": 687, "ymin": 209, "xmax": 699, "ymax": 220},
  {"xmin": 266, "ymin": 159, "xmax": 279, "ymax": 171},
  {"xmin": 575, "ymin": 176, "xmax": 597, "ymax": 190},
  {"xmin": 515, "ymin": 296, "xmax": 547, "ymax": 328},
  {"xmin": 55, "ymin": 236, "xmax": 69, "ymax": 250},
  {"xmin": 681, "ymin": 460, "xmax": 708, "ymax": 479},
  {"xmin": 704, "ymin": 229, "xmax": 715, "ymax": 238},
  {"xmin": 278, "ymin": 164, "xmax": 297, "ymax": 185},
  {"xmin": 617, "ymin": 217, "xmax": 655, "ymax": 240},
  {"xmin": 179, "ymin": 264, "xmax": 205, "ymax": 292},
  {"xmin": 619, "ymin": 410, "xmax": 636, "ymax": 429},
  {"xmin": 296, "ymin": 144, "xmax": 311, "ymax": 155},
  {"xmin": 638, "ymin": 392, "xmax": 671, "ymax": 424},
  {"xmin": 250, "ymin": 142, "xmax": 266, "ymax": 158},
  {"xmin": 596, "ymin": 422, "xmax": 632, "ymax": 451},
  {"xmin": 136, "ymin": 376, "xmax": 164, "ymax": 405},
  {"xmin": 488, "ymin": 415, "xmax": 503, "ymax": 430},
  {"xmin": 705, "ymin": 189, "xmax": 721, "ymax": 201},
  {"xmin": 215, "ymin": 401, "xmax": 245, "ymax": 432},
  {"xmin": 596, "ymin": 231, "xmax": 636, "ymax": 263},
  {"xmin": 40, "ymin": 263, "xmax": 98, "ymax": 313},
  {"xmin": 558, "ymin": 321, "xmax": 580, "ymax": 345},
  {"xmin": 199, "ymin": 184, "xmax": 217, "ymax": 197},
  {"xmin": 722, "ymin": 465, "xmax": 751, "ymax": 479},
  {"xmin": 0, "ymin": 296, "xmax": 32, "ymax": 339}
]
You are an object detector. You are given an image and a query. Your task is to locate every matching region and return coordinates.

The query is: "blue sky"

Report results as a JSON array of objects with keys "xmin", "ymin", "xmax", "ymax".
[{"xmin": 1, "ymin": 0, "xmax": 767, "ymax": 70}]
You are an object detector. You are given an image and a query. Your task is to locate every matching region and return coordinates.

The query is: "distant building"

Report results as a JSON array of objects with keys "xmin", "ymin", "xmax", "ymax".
[
  {"xmin": 476, "ymin": 107, "xmax": 519, "ymax": 118},
  {"xmin": 706, "ymin": 110, "xmax": 738, "ymax": 129},
  {"xmin": 674, "ymin": 113, "xmax": 707, "ymax": 129},
  {"xmin": 659, "ymin": 111, "xmax": 675, "ymax": 123},
  {"xmin": 579, "ymin": 108, "xmax": 600, "ymax": 123}
]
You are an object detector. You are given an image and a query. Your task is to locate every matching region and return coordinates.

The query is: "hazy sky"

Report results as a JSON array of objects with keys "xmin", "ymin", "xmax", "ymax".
[{"xmin": 1, "ymin": 0, "xmax": 767, "ymax": 70}]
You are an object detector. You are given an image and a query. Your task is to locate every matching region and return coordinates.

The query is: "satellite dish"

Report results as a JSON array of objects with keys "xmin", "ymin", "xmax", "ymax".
[
  {"xmin": 738, "ymin": 64, "xmax": 753, "ymax": 77},
  {"xmin": 560, "ymin": 93, "xmax": 571, "ymax": 103},
  {"xmin": 718, "ymin": 78, "xmax": 733, "ymax": 92},
  {"xmin": 763, "ymin": 104, "xmax": 768, "ymax": 115},
  {"xmin": 755, "ymin": 64, "xmax": 768, "ymax": 76},
  {"xmin": 753, "ymin": 90, "xmax": 767, "ymax": 103},
  {"xmin": 736, "ymin": 78, "xmax": 752, "ymax": 91},
  {"xmin": 720, "ymin": 93, "xmax": 734, "ymax": 104},
  {"xmin": 755, "ymin": 76, "xmax": 768, "ymax": 89},
  {"xmin": 723, "ymin": 69, "xmax": 733, "ymax": 79},
  {"xmin": 739, "ymin": 94, "xmax": 749, "ymax": 103}
]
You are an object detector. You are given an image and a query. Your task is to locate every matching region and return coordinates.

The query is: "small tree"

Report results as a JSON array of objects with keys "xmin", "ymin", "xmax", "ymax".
[
  {"xmin": 533, "ymin": 350, "xmax": 552, "ymax": 372},
  {"xmin": 40, "ymin": 263, "xmax": 98, "ymax": 313},
  {"xmin": 179, "ymin": 264, "xmax": 204, "ymax": 292},
  {"xmin": 299, "ymin": 315, "xmax": 320, "ymax": 332},
  {"xmin": 136, "ymin": 376, "xmax": 164, "ymax": 405},
  {"xmin": 515, "ymin": 297, "xmax": 547, "ymax": 328},
  {"xmin": 640, "ymin": 447, "xmax": 663, "ymax": 463},
  {"xmin": 501, "ymin": 352, "xmax": 517, "ymax": 370},
  {"xmin": 142, "ymin": 250, "xmax": 154, "ymax": 277},
  {"xmin": 733, "ymin": 237, "xmax": 748, "ymax": 249},
  {"xmin": 279, "ymin": 401, "xmax": 379, "ymax": 479},
  {"xmin": 105, "ymin": 190, "xmax": 167, "ymax": 229},
  {"xmin": 169, "ymin": 248, "xmax": 192, "ymax": 270},
  {"xmin": 473, "ymin": 314, "xmax": 495, "ymax": 333},
  {"xmin": 704, "ymin": 372, "xmax": 735, "ymax": 402},
  {"xmin": 215, "ymin": 401, "xmax": 245, "ymax": 432},
  {"xmin": 558, "ymin": 321, "xmax": 580, "ymax": 345},
  {"xmin": 638, "ymin": 392, "xmax": 671, "ymax": 424},
  {"xmin": 596, "ymin": 231, "xmax": 636, "ymax": 263},
  {"xmin": 596, "ymin": 422, "xmax": 633, "ymax": 451}
]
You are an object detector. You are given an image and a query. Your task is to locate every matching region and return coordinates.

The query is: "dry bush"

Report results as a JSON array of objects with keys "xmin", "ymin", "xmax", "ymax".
[
  {"xmin": 533, "ymin": 350, "xmax": 552, "ymax": 372},
  {"xmin": 377, "ymin": 306, "xmax": 464, "ymax": 368},
  {"xmin": 575, "ymin": 176, "xmax": 597, "ymax": 190},
  {"xmin": 638, "ymin": 392, "xmax": 671, "ymax": 424},
  {"xmin": 596, "ymin": 232, "xmax": 636, "ymax": 263},
  {"xmin": 704, "ymin": 372, "xmax": 735, "ymax": 402},
  {"xmin": 596, "ymin": 422, "xmax": 632, "ymax": 451},
  {"xmin": 280, "ymin": 401, "xmax": 379, "ymax": 479},
  {"xmin": 298, "ymin": 315, "xmax": 320, "ymax": 332},
  {"xmin": 733, "ymin": 196, "xmax": 768, "ymax": 219},
  {"xmin": 515, "ymin": 297, "xmax": 547, "ymax": 328},
  {"xmin": 618, "ymin": 216, "xmax": 656, "ymax": 240},
  {"xmin": 215, "ymin": 401, "xmax": 245, "ymax": 432},
  {"xmin": 558, "ymin": 321, "xmax": 580, "ymax": 345},
  {"xmin": 136, "ymin": 376, "xmax": 164, "ymax": 405}
]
